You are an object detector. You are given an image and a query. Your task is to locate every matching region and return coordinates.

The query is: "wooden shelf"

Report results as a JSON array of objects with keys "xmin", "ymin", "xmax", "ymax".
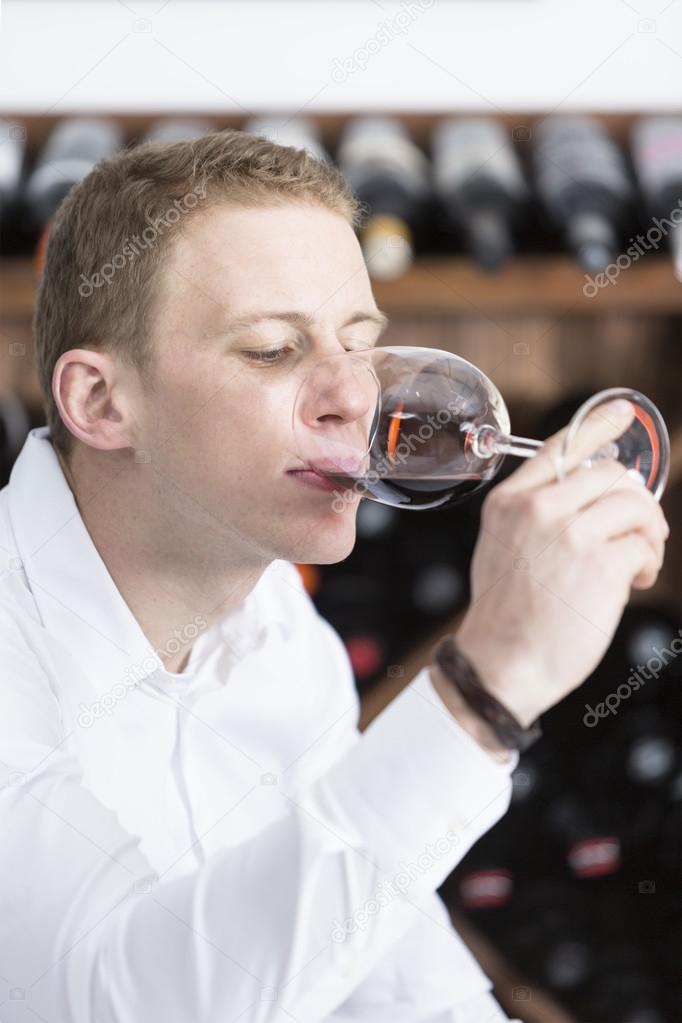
[
  {"xmin": 0, "ymin": 259, "xmax": 40, "ymax": 319},
  {"xmin": 449, "ymin": 910, "xmax": 578, "ymax": 1023},
  {"xmin": 2, "ymin": 256, "xmax": 682, "ymax": 321},
  {"xmin": 373, "ymin": 256, "xmax": 682, "ymax": 315}
]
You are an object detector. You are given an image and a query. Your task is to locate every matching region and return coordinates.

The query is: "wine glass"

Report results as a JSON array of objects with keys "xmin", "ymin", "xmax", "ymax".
[{"xmin": 291, "ymin": 346, "xmax": 670, "ymax": 511}]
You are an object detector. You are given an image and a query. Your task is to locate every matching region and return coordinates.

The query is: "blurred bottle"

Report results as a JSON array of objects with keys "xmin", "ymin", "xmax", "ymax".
[
  {"xmin": 531, "ymin": 116, "xmax": 634, "ymax": 272},
  {"xmin": 446, "ymin": 822, "xmax": 517, "ymax": 950},
  {"xmin": 631, "ymin": 116, "xmax": 682, "ymax": 282},
  {"xmin": 621, "ymin": 708, "xmax": 678, "ymax": 789},
  {"xmin": 0, "ymin": 120, "xmax": 26, "ymax": 248},
  {"xmin": 355, "ymin": 498, "xmax": 399, "ymax": 542},
  {"xmin": 293, "ymin": 562, "xmax": 321, "ymax": 598},
  {"xmin": 314, "ymin": 573, "xmax": 392, "ymax": 688},
  {"xmin": 244, "ymin": 115, "xmax": 330, "ymax": 163},
  {"xmin": 578, "ymin": 702, "xmax": 680, "ymax": 859},
  {"xmin": 656, "ymin": 910, "xmax": 682, "ymax": 1019},
  {"xmin": 24, "ymin": 117, "xmax": 123, "ymax": 276},
  {"xmin": 432, "ymin": 118, "xmax": 529, "ymax": 271},
  {"xmin": 583, "ymin": 945, "xmax": 665, "ymax": 1023},
  {"xmin": 0, "ymin": 393, "xmax": 32, "ymax": 486},
  {"xmin": 24, "ymin": 117, "xmax": 123, "ymax": 230},
  {"xmin": 518, "ymin": 883, "xmax": 596, "ymax": 998},
  {"xmin": 140, "ymin": 118, "xmax": 214, "ymax": 144},
  {"xmin": 657, "ymin": 767, "xmax": 682, "ymax": 880},
  {"xmin": 459, "ymin": 874, "xmax": 597, "ymax": 1006},
  {"xmin": 546, "ymin": 794, "xmax": 621, "ymax": 879},
  {"xmin": 337, "ymin": 117, "xmax": 431, "ymax": 281},
  {"xmin": 458, "ymin": 864, "xmax": 515, "ymax": 911}
]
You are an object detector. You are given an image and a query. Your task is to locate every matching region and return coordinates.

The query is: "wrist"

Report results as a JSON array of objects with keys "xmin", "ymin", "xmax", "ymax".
[
  {"xmin": 454, "ymin": 623, "xmax": 543, "ymax": 730},
  {"xmin": 428, "ymin": 661, "xmax": 515, "ymax": 764}
]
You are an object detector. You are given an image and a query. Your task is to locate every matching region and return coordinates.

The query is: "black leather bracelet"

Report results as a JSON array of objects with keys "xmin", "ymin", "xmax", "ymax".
[{"xmin": 432, "ymin": 635, "xmax": 542, "ymax": 752}]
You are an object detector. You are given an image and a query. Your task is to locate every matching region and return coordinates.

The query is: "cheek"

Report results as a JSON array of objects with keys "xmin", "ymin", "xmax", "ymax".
[{"xmin": 148, "ymin": 361, "xmax": 296, "ymax": 471}]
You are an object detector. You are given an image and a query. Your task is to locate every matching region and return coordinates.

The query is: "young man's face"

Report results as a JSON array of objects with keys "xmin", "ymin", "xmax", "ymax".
[{"xmin": 135, "ymin": 202, "xmax": 386, "ymax": 567}]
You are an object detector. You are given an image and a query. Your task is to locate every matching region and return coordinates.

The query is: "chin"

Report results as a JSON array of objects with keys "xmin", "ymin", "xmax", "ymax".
[{"xmin": 286, "ymin": 505, "xmax": 358, "ymax": 564}]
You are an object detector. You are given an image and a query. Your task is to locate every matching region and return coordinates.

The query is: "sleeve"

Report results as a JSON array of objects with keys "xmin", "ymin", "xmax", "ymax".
[{"xmin": 0, "ymin": 606, "xmax": 517, "ymax": 1023}]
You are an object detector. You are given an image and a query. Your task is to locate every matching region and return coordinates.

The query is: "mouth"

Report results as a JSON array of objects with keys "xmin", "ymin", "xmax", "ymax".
[{"xmin": 285, "ymin": 462, "xmax": 340, "ymax": 493}]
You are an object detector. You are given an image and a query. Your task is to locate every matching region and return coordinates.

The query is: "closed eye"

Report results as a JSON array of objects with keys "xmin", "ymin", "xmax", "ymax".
[
  {"xmin": 241, "ymin": 346, "xmax": 290, "ymax": 365},
  {"xmin": 241, "ymin": 341, "xmax": 375, "ymax": 366}
]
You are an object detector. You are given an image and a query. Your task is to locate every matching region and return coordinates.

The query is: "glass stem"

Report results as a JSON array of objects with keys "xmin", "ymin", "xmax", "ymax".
[{"xmin": 472, "ymin": 425, "xmax": 544, "ymax": 461}]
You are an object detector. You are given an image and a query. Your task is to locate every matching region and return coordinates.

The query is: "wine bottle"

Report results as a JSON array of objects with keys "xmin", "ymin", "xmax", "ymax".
[
  {"xmin": 313, "ymin": 573, "xmax": 391, "ymax": 687},
  {"xmin": 24, "ymin": 117, "xmax": 124, "ymax": 230},
  {"xmin": 546, "ymin": 794, "xmax": 621, "ymax": 879},
  {"xmin": 337, "ymin": 117, "xmax": 431, "ymax": 281},
  {"xmin": 531, "ymin": 116, "xmax": 634, "ymax": 272},
  {"xmin": 432, "ymin": 118, "xmax": 529, "ymax": 271},
  {"xmin": 631, "ymin": 116, "xmax": 682, "ymax": 282},
  {"xmin": 0, "ymin": 120, "xmax": 26, "ymax": 244},
  {"xmin": 244, "ymin": 115, "xmax": 330, "ymax": 163},
  {"xmin": 0, "ymin": 392, "xmax": 32, "ymax": 486},
  {"xmin": 140, "ymin": 118, "xmax": 215, "ymax": 144}
]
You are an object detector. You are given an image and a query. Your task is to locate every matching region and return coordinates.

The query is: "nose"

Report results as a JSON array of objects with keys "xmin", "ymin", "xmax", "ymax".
[
  {"xmin": 293, "ymin": 352, "xmax": 379, "ymax": 471},
  {"xmin": 299, "ymin": 352, "xmax": 378, "ymax": 427}
]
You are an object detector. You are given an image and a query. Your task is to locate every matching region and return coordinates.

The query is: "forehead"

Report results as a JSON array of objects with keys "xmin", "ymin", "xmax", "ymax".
[{"xmin": 160, "ymin": 203, "xmax": 373, "ymax": 334}]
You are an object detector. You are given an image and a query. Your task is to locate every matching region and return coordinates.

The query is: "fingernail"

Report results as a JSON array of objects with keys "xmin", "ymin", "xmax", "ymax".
[
  {"xmin": 607, "ymin": 398, "xmax": 634, "ymax": 418},
  {"xmin": 626, "ymin": 468, "xmax": 646, "ymax": 486}
]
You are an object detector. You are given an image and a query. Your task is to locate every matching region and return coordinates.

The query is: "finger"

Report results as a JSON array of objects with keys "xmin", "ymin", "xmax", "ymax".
[
  {"xmin": 537, "ymin": 459, "xmax": 670, "ymax": 533},
  {"xmin": 534, "ymin": 458, "xmax": 637, "ymax": 515},
  {"xmin": 570, "ymin": 489, "xmax": 666, "ymax": 568},
  {"xmin": 499, "ymin": 398, "xmax": 636, "ymax": 496},
  {"xmin": 608, "ymin": 532, "xmax": 661, "ymax": 591}
]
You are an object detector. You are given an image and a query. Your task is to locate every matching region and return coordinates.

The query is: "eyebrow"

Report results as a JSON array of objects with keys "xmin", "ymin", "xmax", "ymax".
[{"xmin": 210, "ymin": 308, "xmax": 390, "ymax": 339}]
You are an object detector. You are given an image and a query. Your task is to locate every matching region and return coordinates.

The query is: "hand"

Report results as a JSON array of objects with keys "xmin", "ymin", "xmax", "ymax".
[{"xmin": 452, "ymin": 399, "xmax": 670, "ymax": 728}]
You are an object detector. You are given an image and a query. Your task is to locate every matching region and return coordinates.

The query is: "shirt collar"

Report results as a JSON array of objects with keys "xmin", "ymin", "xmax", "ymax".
[{"xmin": 7, "ymin": 427, "xmax": 295, "ymax": 699}]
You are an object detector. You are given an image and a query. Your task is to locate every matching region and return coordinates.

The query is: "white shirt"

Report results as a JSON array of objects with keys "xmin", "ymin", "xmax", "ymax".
[{"xmin": 0, "ymin": 427, "xmax": 521, "ymax": 1023}]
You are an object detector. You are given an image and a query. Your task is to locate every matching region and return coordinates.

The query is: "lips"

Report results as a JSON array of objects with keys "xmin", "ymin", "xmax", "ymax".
[
  {"xmin": 290, "ymin": 458, "xmax": 364, "ymax": 476},
  {"xmin": 287, "ymin": 466, "xmax": 344, "ymax": 493}
]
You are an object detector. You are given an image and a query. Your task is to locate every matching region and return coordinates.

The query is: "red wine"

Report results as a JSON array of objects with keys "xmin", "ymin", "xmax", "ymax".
[{"xmin": 327, "ymin": 472, "xmax": 492, "ymax": 509}]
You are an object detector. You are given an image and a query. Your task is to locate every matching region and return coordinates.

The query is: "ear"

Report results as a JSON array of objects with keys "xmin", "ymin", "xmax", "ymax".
[{"xmin": 52, "ymin": 349, "xmax": 138, "ymax": 452}]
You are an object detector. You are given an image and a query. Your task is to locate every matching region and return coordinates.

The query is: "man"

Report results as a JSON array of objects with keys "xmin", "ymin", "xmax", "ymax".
[{"xmin": 0, "ymin": 130, "xmax": 667, "ymax": 1022}]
